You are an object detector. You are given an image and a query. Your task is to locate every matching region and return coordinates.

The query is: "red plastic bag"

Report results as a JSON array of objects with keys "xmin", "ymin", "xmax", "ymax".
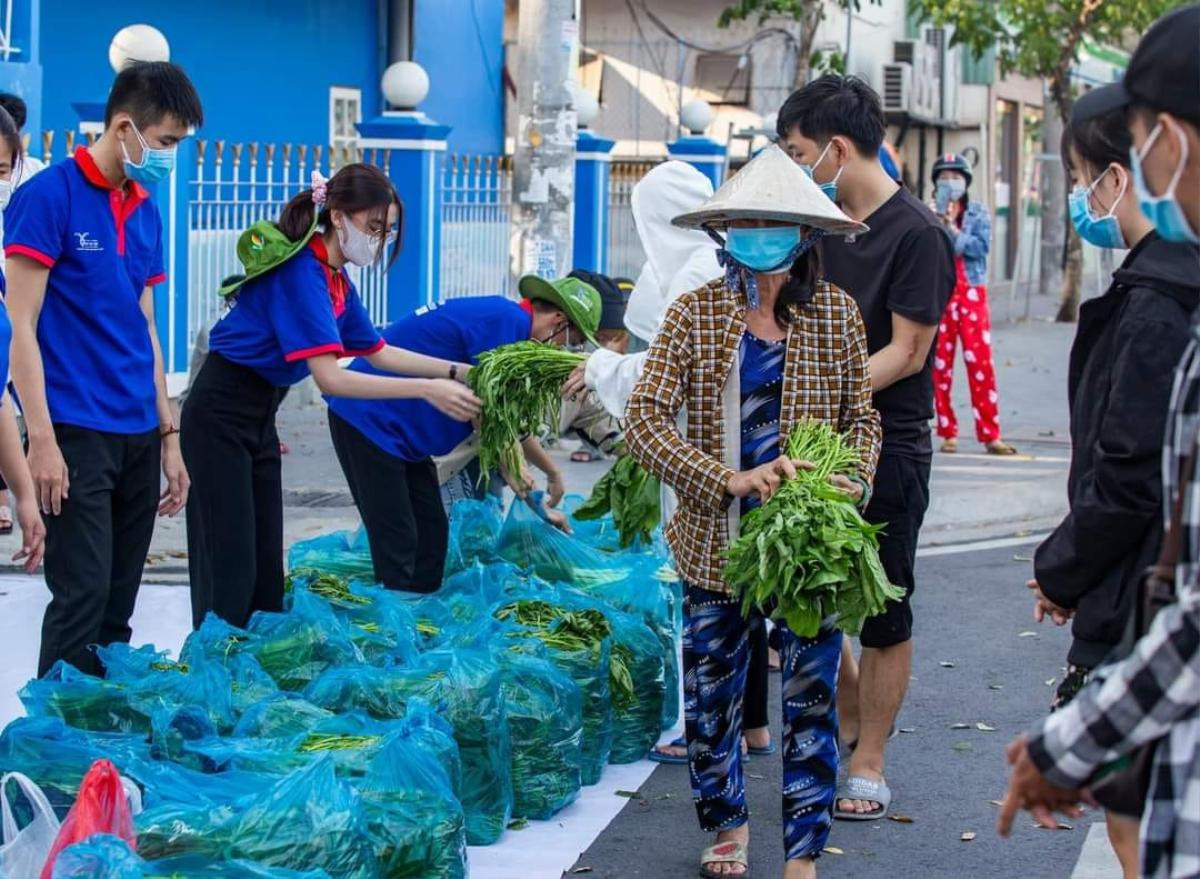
[{"xmin": 38, "ymin": 759, "xmax": 136, "ymax": 879}]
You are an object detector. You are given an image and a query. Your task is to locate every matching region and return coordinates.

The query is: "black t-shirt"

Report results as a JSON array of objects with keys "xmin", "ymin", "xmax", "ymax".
[{"xmin": 821, "ymin": 187, "xmax": 955, "ymax": 459}]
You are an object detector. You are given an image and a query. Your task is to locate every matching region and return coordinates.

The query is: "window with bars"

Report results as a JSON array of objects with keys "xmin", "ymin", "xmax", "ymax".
[{"xmin": 329, "ymin": 86, "xmax": 363, "ymax": 153}]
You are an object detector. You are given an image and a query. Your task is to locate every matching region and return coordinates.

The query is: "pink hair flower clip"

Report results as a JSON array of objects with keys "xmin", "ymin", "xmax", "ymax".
[{"xmin": 311, "ymin": 170, "xmax": 329, "ymax": 207}]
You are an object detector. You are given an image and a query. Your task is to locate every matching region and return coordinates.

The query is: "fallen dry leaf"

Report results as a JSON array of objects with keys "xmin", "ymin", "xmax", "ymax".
[
  {"xmin": 951, "ymin": 722, "xmax": 970, "ymax": 730},
  {"xmin": 1018, "ymin": 631, "xmax": 1039, "ymax": 638},
  {"xmin": 1035, "ymin": 822, "xmax": 1074, "ymax": 831},
  {"xmin": 976, "ymin": 723, "xmax": 997, "ymax": 732},
  {"xmin": 614, "ymin": 790, "xmax": 639, "ymax": 798},
  {"xmin": 823, "ymin": 846, "xmax": 844, "ymax": 855},
  {"xmin": 989, "ymin": 800, "xmax": 1003, "ymax": 807},
  {"xmin": 572, "ymin": 868, "xmax": 594, "ymax": 874},
  {"xmin": 939, "ymin": 661, "xmax": 956, "ymax": 668},
  {"xmin": 988, "ymin": 684, "xmax": 1004, "ymax": 690},
  {"xmin": 889, "ymin": 814, "xmax": 915, "ymax": 824},
  {"xmin": 1045, "ymin": 678, "xmax": 1057, "ymax": 687},
  {"xmin": 899, "ymin": 727, "xmax": 917, "ymax": 734},
  {"xmin": 961, "ymin": 831, "xmax": 977, "ymax": 842}
]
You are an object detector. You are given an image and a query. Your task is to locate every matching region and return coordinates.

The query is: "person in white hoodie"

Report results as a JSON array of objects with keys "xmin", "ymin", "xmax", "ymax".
[
  {"xmin": 563, "ymin": 160, "xmax": 721, "ymax": 418},
  {"xmin": 563, "ymin": 160, "xmax": 780, "ymax": 766}
]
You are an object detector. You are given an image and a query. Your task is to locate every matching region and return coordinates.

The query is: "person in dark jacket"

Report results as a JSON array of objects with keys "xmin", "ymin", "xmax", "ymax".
[{"xmin": 1028, "ymin": 83, "xmax": 1200, "ymax": 879}]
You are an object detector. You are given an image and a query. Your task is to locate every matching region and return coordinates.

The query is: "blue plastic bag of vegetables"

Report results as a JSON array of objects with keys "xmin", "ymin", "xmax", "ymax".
[
  {"xmin": 444, "ymin": 497, "xmax": 503, "ymax": 575},
  {"xmin": 306, "ymin": 651, "xmax": 512, "ymax": 845},
  {"xmin": 19, "ymin": 662, "xmax": 147, "ymax": 734},
  {"xmin": 285, "ymin": 527, "xmax": 375, "ymax": 581},
  {"xmin": 95, "ymin": 643, "xmax": 237, "ymax": 733},
  {"xmin": 50, "ymin": 833, "xmax": 336, "ymax": 878},
  {"xmin": 497, "ymin": 500, "xmax": 631, "ymax": 588},
  {"xmin": 492, "ymin": 648, "xmax": 583, "ymax": 819},
  {"xmin": 136, "ymin": 758, "xmax": 379, "ymax": 878},
  {"xmin": 284, "ymin": 577, "xmax": 419, "ymax": 665},
  {"xmin": 0, "ymin": 718, "xmax": 149, "ymax": 817},
  {"xmin": 491, "ymin": 597, "xmax": 614, "ymax": 785},
  {"xmin": 354, "ymin": 723, "xmax": 468, "ymax": 879}
]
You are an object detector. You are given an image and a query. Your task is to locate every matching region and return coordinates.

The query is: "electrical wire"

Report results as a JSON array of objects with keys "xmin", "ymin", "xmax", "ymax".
[{"xmin": 637, "ymin": 1, "xmax": 799, "ymax": 56}]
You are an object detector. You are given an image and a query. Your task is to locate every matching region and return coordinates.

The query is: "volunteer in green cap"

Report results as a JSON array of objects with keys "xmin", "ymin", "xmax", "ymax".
[
  {"xmin": 182, "ymin": 163, "xmax": 481, "ymax": 630},
  {"xmin": 328, "ymin": 274, "xmax": 601, "ymax": 592}
]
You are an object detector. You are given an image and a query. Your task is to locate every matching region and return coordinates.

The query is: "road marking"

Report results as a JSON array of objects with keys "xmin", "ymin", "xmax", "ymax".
[
  {"xmin": 917, "ymin": 533, "xmax": 1048, "ymax": 557},
  {"xmin": 1071, "ymin": 821, "xmax": 1123, "ymax": 879}
]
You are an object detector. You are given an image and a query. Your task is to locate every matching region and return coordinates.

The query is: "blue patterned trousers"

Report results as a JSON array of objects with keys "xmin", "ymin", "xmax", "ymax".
[{"xmin": 683, "ymin": 583, "xmax": 842, "ymax": 861}]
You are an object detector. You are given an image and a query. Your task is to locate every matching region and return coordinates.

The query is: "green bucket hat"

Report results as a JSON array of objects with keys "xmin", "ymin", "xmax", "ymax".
[
  {"xmin": 518, "ymin": 274, "xmax": 601, "ymax": 346},
  {"xmin": 218, "ymin": 216, "xmax": 320, "ymax": 297}
]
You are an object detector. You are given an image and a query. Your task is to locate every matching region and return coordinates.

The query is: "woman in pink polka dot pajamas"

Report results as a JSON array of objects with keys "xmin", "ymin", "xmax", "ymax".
[{"xmin": 928, "ymin": 153, "xmax": 1016, "ymax": 455}]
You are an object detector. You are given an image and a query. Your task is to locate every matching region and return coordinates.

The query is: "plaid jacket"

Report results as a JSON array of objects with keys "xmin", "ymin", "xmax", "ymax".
[
  {"xmin": 625, "ymin": 279, "xmax": 881, "ymax": 593},
  {"xmin": 1028, "ymin": 330, "xmax": 1200, "ymax": 879}
]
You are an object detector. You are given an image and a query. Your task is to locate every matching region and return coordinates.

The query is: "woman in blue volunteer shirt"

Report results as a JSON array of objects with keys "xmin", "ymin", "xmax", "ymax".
[
  {"xmin": 0, "ymin": 105, "xmax": 43, "ymax": 573},
  {"xmin": 182, "ymin": 163, "xmax": 480, "ymax": 629}
]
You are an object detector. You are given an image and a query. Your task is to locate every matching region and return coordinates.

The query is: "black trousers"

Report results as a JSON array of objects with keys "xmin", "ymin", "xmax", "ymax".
[
  {"xmin": 38, "ymin": 424, "xmax": 160, "ymax": 677},
  {"xmin": 182, "ymin": 354, "xmax": 286, "ymax": 630},
  {"xmin": 328, "ymin": 411, "xmax": 447, "ymax": 593},
  {"xmin": 744, "ymin": 616, "xmax": 769, "ymax": 730}
]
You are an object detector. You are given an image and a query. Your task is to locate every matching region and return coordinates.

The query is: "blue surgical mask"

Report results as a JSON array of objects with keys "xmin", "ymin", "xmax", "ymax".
[
  {"xmin": 1130, "ymin": 120, "xmax": 1199, "ymax": 244},
  {"xmin": 1068, "ymin": 165, "xmax": 1127, "ymax": 250},
  {"xmin": 724, "ymin": 226, "xmax": 805, "ymax": 272},
  {"xmin": 799, "ymin": 141, "xmax": 843, "ymax": 202},
  {"xmin": 121, "ymin": 121, "xmax": 177, "ymax": 184}
]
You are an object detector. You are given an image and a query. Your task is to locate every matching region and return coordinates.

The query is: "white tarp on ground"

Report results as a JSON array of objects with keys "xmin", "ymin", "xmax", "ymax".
[{"xmin": 0, "ymin": 574, "xmax": 659, "ymax": 879}]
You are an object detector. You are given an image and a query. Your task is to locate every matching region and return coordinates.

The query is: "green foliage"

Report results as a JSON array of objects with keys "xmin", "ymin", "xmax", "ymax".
[
  {"xmin": 719, "ymin": 0, "xmax": 874, "ymax": 27},
  {"xmin": 909, "ymin": 0, "xmax": 1188, "ymax": 85},
  {"xmin": 574, "ymin": 456, "xmax": 661, "ymax": 548}
]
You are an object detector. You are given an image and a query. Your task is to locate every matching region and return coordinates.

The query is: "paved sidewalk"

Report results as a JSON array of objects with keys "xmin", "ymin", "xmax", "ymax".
[{"xmin": 0, "ymin": 293, "xmax": 1078, "ymax": 583}]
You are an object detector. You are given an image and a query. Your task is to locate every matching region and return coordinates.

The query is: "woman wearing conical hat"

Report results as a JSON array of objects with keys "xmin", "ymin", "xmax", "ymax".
[{"xmin": 625, "ymin": 144, "xmax": 882, "ymax": 879}]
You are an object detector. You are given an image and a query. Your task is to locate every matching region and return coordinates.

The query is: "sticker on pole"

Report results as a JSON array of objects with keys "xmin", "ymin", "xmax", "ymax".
[{"xmin": 523, "ymin": 238, "xmax": 558, "ymax": 280}]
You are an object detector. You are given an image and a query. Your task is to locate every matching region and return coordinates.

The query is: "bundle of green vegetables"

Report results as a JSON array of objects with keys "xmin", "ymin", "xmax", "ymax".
[
  {"xmin": 574, "ymin": 455, "xmax": 661, "ymax": 548},
  {"xmin": 724, "ymin": 421, "xmax": 903, "ymax": 638},
  {"xmin": 468, "ymin": 341, "xmax": 585, "ymax": 481}
]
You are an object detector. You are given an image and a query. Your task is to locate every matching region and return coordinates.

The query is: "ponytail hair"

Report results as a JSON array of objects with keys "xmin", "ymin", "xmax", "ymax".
[
  {"xmin": 774, "ymin": 245, "xmax": 821, "ymax": 329},
  {"xmin": 276, "ymin": 163, "xmax": 404, "ymax": 268}
]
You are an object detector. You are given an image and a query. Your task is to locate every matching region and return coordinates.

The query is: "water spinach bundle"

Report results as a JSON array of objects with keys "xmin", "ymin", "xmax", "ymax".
[
  {"xmin": 468, "ymin": 341, "xmax": 586, "ymax": 481},
  {"xmin": 574, "ymin": 455, "xmax": 661, "ymax": 548},
  {"xmin": 724, "ymin": 421, "xmax": 903, "ymax": 638}
]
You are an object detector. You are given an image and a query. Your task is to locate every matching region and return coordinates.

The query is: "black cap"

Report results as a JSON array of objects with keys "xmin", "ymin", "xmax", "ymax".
[
  {"xmin": 1072, "ymin": 83, "xmax": 1129, "ymax": 124},
  {"xmin": 1119, "ymin": 3, "xmax": 1200, "ymax": 123},
  {"xmin": 568, "ymin": 269, "xmax": 627, "ymax": 331}
]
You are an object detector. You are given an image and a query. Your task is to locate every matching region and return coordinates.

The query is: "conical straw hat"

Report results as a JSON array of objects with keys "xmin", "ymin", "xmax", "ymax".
[{"xmin": 672, "ymin": 143, "xmax": 868, "ymax": 237}]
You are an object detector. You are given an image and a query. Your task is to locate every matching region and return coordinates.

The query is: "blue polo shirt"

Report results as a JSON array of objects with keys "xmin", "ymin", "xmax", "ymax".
[
  {"xmin": 3, "ymin": 148, "xmax": 165, "ymax": 433},
  {"xmin": 0, "ymin": 276, "xmax": 10, "ymax": 401},
  {"xmin": 327, "ymin": 296, "xmax": 532, "ymax": 461},
  {"xmin": 208, "ymin": 237, "xmax": 384, "ymax": 387}
]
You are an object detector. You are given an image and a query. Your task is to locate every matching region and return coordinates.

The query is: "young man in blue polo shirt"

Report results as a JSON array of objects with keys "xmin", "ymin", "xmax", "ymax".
[{"xmin": 4, "ymin": 61, "xmax": 203, "ymax": 677}]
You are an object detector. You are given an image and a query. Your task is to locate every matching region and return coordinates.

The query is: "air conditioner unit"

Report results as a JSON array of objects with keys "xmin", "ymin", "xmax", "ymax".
[
  {"xmin": 893, "ymin": 40, "xmax": 917, "ymax": 66},
  {"xmin": 881, "ymin": 63, "xmax": 913, "ymax": 113}
]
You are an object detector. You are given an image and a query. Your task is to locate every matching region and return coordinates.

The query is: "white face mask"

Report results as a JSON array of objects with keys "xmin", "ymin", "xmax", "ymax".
[
  {"xmin": 0, "ymin": 179, "xmax": 12, "ymax": 212},
  {"xmin": 336, "ymin": 217, "xmax": 384, "ymax": 267}
]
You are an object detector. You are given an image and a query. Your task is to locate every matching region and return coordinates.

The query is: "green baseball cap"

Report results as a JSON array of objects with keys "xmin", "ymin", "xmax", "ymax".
[
  {"xmin": 518, "ymin": 274, "xmax": 601, "ymax": 346},
  {"xmin": 218, "ymin": 217, "xmax": 320, "ymax": 297}
]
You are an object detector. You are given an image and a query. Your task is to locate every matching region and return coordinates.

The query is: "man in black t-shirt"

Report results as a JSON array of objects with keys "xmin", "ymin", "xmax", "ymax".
[{"xmin": 777, "ymin": 75, "xmax": 956, "ymax": 822}]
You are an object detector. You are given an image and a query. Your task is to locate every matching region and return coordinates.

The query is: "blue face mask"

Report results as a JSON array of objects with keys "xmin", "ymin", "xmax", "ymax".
[
  {"xmin": 724, "ymin": 226, "xmax": 805, "ymax": 272},
  {"xmin": 1068, "ymin": 165, "xmax": 1127, "ymax": 250},
  {"xmin": 1130, "ymin": 121, "xmax": 1199, "ymax": 244},
  {"xmin": 799, "ymin": 140, "xmax": 842, "ymax": 202},
  {"xmin": 121, "ymin": 121, "xmax": 177, "ymax": 184}
]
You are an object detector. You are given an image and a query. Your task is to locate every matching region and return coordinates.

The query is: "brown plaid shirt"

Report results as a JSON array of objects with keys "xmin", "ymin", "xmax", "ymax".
[{"xmin": 626, "ymin": 279, "xmax": 881, "ymax": 593}]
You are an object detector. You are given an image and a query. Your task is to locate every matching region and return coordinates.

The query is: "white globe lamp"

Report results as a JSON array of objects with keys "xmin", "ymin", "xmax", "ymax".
[
  {"xmin": 108, "ymin": 24, "xmax": 170, "ymax": 73},
  {"xmin": 382, "ymin": 62, "xmax": 430, "ymax": 111},
  {"xmin": 572, "ymin": 86, "xmax": 600, "ymax": 129},
  {"xmin": 680, "ymin": 99, "xmax": 714, "ymax": 135}
]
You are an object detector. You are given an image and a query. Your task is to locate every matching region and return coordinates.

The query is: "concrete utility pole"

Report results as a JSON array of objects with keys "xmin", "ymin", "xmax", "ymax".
[{"xmin": 513, "ymin": 0, "xmax": 579, "ymax": 284}]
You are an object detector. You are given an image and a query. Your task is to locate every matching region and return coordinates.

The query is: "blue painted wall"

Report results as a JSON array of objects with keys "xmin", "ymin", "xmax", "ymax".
[
  {"xmin": 38, "ymin": 0, "xmax": 383, "ymax": 149},
  {"xmin": 0, "ymin": 0, "xmax": 44, "ymax": 138},
  {"xmin": 414, "ymin": 0, "xmax": 504, "ymax": 155},
  {"xmin": 29, "ymin": 0, "xmax": 506, "ymax": 156}
]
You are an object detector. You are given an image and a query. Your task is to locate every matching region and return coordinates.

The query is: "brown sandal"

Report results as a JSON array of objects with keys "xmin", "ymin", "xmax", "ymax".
[
  {"xmin": 986, "ymin": 440, "xmax": 1018, "ymax": 455},
  {"xmin": 699, "ymin": 840, "xmax": 749, "ymax": 878},
  {"xmin": 940, "ymin": 438, "xmax": 958, "ymax": 453}
]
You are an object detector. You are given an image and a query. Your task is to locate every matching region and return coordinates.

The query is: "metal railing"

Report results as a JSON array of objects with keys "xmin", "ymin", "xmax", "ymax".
[
  {"xmin": 439, "ymin": 153, "xmax": 513, "ymax": 300},
  {"xmin": 607, "ymin": 160, "xmax": 658, "ymax": 280},
  {"xmin": 186, "ymin": 141, "xmax": 390, "ymax": 351}
]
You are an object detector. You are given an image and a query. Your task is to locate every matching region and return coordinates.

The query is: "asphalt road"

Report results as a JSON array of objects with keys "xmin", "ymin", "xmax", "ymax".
[{"xmin": 567, "ymin": 542, "xmax": 1097, "ymax": 879}]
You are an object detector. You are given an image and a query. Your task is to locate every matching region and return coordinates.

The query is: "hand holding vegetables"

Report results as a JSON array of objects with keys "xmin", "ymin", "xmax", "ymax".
[
  {"xmin": 724, "ymin": 421, "xmax": 902, "ymax": 639},
  {"xmin": 561, "ymin": 363, "xmax": 588, "ymax": 400},
  {"xmin": 726, "ymin": 457, "xmax": 814, "ymax": 503},
  {"xmin": 425, "ymin": 378, "xmax": 482, "ymax": 423}
]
